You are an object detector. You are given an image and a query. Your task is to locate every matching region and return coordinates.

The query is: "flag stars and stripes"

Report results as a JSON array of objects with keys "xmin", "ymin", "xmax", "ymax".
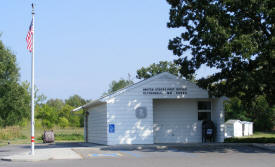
[{"xmin": 26, "ymin": 19, "xmax": 33, "ymax": 52}]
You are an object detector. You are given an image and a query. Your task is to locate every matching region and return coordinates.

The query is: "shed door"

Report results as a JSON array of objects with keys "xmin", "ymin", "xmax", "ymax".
[{"xmin": 153, "ymin": 99, "xmax": 201, "ymax": 143}]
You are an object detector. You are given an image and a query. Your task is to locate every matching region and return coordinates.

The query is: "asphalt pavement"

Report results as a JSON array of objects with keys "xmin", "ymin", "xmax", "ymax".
[{"xmin": 0, "ymin": 143, "xmax": 275, "ymax": 167}]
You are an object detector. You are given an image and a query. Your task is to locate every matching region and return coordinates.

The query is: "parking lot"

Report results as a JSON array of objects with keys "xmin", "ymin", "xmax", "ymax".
[
  {"xmin": 73, "ymin": 147, "xmax": 198, "ymax": 159},
  {"xmin": 1, "ymin": 144, "xmax": 275, "ymax": 167}
]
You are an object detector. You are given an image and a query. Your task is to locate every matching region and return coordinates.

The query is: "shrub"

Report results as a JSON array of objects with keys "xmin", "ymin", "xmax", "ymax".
[
  {"xmin": 55, "ymin": 133, "xmax": 83, "ymax": 141},
  {"xmin": 36, "ymin": 104, "xmax": 57, "ymax": 130},
  {"xmin": 59, "ymin": 117, "xmax": 69, "ymax": 128},
  {"xmin": 225, "ymin": 137, "xmax": 275, "ymax": 143}
]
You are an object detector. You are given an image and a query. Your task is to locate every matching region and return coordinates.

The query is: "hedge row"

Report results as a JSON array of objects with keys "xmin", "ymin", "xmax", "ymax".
[{"xmin": 225, "ymin": 137, "xmax": 275, "ymax": 143}]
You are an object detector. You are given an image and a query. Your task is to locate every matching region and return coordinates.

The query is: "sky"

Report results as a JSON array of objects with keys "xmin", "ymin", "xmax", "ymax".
[{"xmin": 1, "ymin": 0, "xmax": 217, "ymax": 101}]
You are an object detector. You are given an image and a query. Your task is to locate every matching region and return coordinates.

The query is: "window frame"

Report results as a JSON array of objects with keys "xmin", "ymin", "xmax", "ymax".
[{"xmin": 197, "ymin": 101, "xmax": 212, "ymax": 121}]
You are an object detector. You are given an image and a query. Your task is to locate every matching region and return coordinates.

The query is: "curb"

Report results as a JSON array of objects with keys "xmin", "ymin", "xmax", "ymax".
[
  {"xmin": 1, "ymin": 156, "xmax": 50, "ymax": 162},
  {"xmin": 99, "ymin": 143, "xmax": 253, "ymax": 151},
  {"xmin": 1, "ymin": 158, "xmax": 48, "ymax": 162},
  {"xmin": 252, "ymin": 143, "xmax": 275, "ymax": 152},
  {"xmin": 99, "ymin": 143, "xmax": 275, "ymax": 152}
]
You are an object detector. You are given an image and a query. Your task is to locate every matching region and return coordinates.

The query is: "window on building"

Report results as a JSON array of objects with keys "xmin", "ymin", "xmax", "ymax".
[
  {"xmin": 198, "ymin": 101, "xmax": 211, "ymax": 121},
  {"xmin": 198, "ymin": 112, "xmax": 211, "ymax": 121}
]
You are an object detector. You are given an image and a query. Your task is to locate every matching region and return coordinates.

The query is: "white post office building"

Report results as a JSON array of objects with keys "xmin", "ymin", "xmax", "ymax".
[{"xmin": 81, "ymin": 72, "xmax": 225, "ymax": 145}]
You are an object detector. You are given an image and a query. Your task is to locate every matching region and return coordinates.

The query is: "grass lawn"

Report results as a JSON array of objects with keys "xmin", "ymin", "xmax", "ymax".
[
  {"xmin": 225, "ymin": 131, "xmax": 275, "ymax": 143},
  {"xmin": 2, "ymin": 126, "xmax": 274, "ymax": 147},
  {"xmin": 245, "ymin": 132, "xmax": 275, "ymax": 138},
  {"xmin": 0, "ymin": 125, "xmax": 84, "ymax": 147}
]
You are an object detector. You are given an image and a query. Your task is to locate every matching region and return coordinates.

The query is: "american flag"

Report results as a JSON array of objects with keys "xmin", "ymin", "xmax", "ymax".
[{"xmin": 26, "ymin": 19, "xmax": 33, "ymax": 52}]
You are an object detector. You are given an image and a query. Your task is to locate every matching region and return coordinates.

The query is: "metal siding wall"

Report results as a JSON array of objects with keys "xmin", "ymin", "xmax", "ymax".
[
  {"xmin": 243, "ymin": 123, "xmax": 249, "ymax": 136},
  {"xmin": 153, "ymin": 99, "xmax": 202, "ymax": 143},
  {"xmin": 84, "ymin": 114, "xmax": 86, "ymax": 142},
  {"xmin": 234, "ymin": 122, "xmax": 243, "ymax": 137},
  {"xmin": 107, "ymin": 97, "xmax": 153, "ymax": 145},
  {"xmin": 212, "ymin": 97, "xmax": 225, "ymax": 142},
  {"xmin": 87, "ymin": 103, "xmax": 107, "ymax": 145},
  {"xmin": 249, "ymin": 123, "xmax": 253, "ymax": 135},
  {"xmin": 104, "ymin": 73, "xmax": 223, "ymax": 145}
]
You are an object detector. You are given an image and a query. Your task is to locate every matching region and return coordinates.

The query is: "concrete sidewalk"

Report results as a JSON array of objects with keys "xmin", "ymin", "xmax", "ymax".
[{"xmin": 1, "ymin": 148, "xmax": 82, "ymax": 162}]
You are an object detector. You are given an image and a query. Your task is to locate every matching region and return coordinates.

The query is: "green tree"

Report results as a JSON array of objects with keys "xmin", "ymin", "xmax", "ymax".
[
  {"xmin": 225, "ymin": 96, "xmax": 275, "ymax": 131},
  {"xmin": 0, "ymin": 40, "xmax": 30, "ymax": 127},
  {"xmin": 21, "ymin": 81, "xmax": 47, "ymax": 106},
  {"xmin": 46, "ymin": 99, "xmax": 64, "ymax": 111},
  {"xmin": 59, "ymin": 117, "xmax": 69, "ymax": 128},
  {"xmin": 65, "ymin": 95, "xmax": 87, "ymax": 127},
  {"xmin": 40, "ymin": 97, "xmax": 86, "ymax": 128},
  {"xmin": 167, "ymin": 0, "xmax": 275, "ymax": 107},
  {"xmin": 65, "ymin": 94, "xmax": 87, "ymax": 107},
  {"xmin": 252, "ymin": 96, "xmax": 275, "ymax": 131},
  {"xmin": 59, "ymin": 104, "xmax": 81, "ymax": 127},
  {"xmin": 136, "ymin": 61, "xmax": 197, "ymax": 83},
  {"xmin": 136, "ymin": 61, "xmax": 180, "ymax": 79},
  {"xmin": 36, "ymin": 104, "xmax": 57, "ymax": 129},
  {"xmin": 225, "ymin": 97, "xmax": 248, "ymax": 121},
  {"xmin": 104, "ymin": 77, "xmax": 134, "ymax": 95},
  {"xmin": 58, "ymin": 104, "xmax": 72, "ymax": 119}
]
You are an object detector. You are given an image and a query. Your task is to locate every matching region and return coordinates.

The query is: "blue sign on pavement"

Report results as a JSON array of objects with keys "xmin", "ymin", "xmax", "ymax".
[{"xmin": 109, "ymin": 124, "xmax": 115, "ymax": 133}]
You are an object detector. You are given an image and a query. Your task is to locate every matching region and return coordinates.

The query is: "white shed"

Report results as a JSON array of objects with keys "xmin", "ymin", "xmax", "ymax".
[
  {"xmin": 224, "ymin": 120, "xmax": 243, "ymax": 138},
  {"xmin": 79, "ymin": 72, "xmax": 225, "ymax": 145},
  {"xmin": 241, "ymin": 121, "xmax": 253, "ymax": 136},
  {"xmin": 248, "ymin": 122, "xmax": 253, "ymax": 136}
]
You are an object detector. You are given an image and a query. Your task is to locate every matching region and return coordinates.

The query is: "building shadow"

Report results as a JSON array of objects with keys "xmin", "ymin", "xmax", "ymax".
[{"xmin": 100, "ymin": 144, "xmax": 275, "ymax": 154}]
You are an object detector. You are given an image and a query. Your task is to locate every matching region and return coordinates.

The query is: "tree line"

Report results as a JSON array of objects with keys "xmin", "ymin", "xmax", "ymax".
[
  {"xmin": 1, "ymin": 1, "xmax": 274, "ymax": 131},
  {"xmin": 0, "ymin": 38, "xmax": 274, "ymax": 131},
  {"xmin": 0, "ymin": 40, "xmax": 87, "ymax": 129}
]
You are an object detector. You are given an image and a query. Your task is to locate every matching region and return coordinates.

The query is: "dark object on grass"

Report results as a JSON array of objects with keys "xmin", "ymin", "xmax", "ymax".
[
  {"xmin": 42, "ymin": 130, "xmax": 55, "ymax": 143},
  {"xmin": 202, "ymin": 120, "xmax": 216, "ymax": 143}
]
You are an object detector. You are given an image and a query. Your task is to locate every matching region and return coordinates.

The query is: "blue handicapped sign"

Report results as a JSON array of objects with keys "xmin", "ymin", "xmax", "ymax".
[{"xmin": 109, "ymin": 124, "xmax": 115, "ymax": 133}]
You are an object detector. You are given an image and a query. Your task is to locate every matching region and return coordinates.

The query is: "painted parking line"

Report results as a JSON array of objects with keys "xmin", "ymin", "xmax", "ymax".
[
  {"xmin": 88, "ymin": 153, "xmax": 123, "ymax": 157},
  {"xmin": 119, "ymin": 151, "xmax": 142, "ymax": 158}
]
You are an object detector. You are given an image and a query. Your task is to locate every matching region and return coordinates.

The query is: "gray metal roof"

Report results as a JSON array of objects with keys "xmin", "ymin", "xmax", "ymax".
[
  {"xmin": 82, "ymin": 72, "xmax": 179, "ymax": 109},
  {"xmin": 225, "ymin": 119, "xmax": 242, "ymax": 124},
  {"xmin": 73, "ymin": 72, "xmax": 213, "ymax": 111}
]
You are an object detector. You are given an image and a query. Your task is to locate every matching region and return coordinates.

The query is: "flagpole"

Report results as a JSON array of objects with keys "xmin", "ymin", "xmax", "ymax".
[{"xmin": 31, "ymin": 3, "xmax": 35, "ymax": 156}]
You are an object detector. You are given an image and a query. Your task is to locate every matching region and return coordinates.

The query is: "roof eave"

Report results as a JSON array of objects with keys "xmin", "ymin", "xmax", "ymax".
[{"xmin": 82, "ymin": 100, "xmax": 106, "ymax": 109}]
